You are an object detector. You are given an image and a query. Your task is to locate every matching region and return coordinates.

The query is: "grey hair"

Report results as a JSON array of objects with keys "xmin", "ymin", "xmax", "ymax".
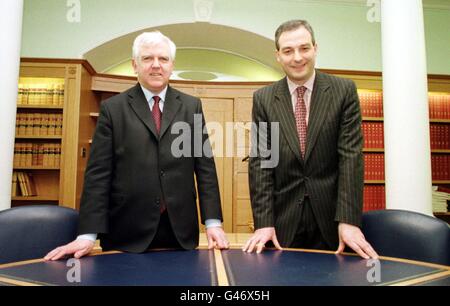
[{"xmin": 132, "ymin": 31, "xmax": 177, "ymax": 61}]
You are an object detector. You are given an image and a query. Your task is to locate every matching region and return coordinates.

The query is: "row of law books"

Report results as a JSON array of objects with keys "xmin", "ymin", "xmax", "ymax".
[
  {"xmin": 17, "ymin": 83, "xmax": 64, "ymax": 106},
  {"xmin": 358, "ymin": 91, "xmax": 450, "ymax": 119},
  {"xmin": 361, "ymin": 122, "xmax": 384, "ymax": 149},
  {"xmin": 361, "ymin": 123, "xmax": 449, "ymax": 150},
  {"xmin": 363, "ymin": 186, "xmax": 386, "ymax": 211},
  {"xmin": 431, "ymin": 155, "xmax": 450, "ymax": 180},
  {"xmin": 364, "ymin": 154, "xmax": 450, "ymax": 181},
  {"xmin": 11, "ymin": 171, "xmax": 37, "ymax": 197},
  {"xmin": 13, "ymin": 143, "xmax": 61, "ymax": 168},
  {"xmin": 429, "ymin": 94, "xmax": 450, "ymax": 119},
  {"xmin": 364, "ymin": 154, "xmax": 385, "ymax": 181},
  {"xmin": 432, "ymin": 185, "xmax": 450, "ymax": 213},
  {"xmin": 430, "ymin": 124, "xmax": 450, "ymax": 150},
  {"xmin": 16, "ymin": 113, "xmax": 63, "ymax": 137},
  {"xmin": 358, "ymin": 91, "xmax": 383, "ymax": 118},
  {"xmin": 362, "ymin": 185, "xmax": 449, "ymax": 214}
]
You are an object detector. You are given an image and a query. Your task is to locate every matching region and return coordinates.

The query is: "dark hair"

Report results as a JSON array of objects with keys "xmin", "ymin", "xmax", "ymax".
[{"xmin": 275, "ymin": 20, "xmax": 316, "ymax": 50}]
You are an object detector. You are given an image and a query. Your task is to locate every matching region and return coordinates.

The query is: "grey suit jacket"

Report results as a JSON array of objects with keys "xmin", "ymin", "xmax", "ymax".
[
  {"xmin": 249, "ymin": 70, "xmax": 364, "ymax": 249},
  {"xmin": 78, "ymin": 84, "xmax": 222, "ymax": 252}
]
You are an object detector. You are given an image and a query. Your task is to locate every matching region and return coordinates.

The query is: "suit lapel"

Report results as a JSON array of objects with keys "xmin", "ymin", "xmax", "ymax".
[
  {"xmin": 304, "ymin": 70, "xmax": 331, "ymax": 162},
  {"xmin": 274, "ymin": 78, "xmax": 303, "ymax": 164},
  {"xmin": 128, "ymin": 84, "xmax": 159, "ymax": 138},
  {"xmin": 160, "ymin": 86, "xmax": 182, "ymax": 138},
  {"xmin": 128, "ymin": 84, "xmax": 182, "ymax": 140}
]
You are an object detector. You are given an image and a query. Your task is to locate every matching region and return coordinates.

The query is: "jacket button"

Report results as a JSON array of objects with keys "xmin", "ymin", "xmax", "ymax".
[{"xmin": 160, "ymin": 170, "xmax": 164, "ymax": 177}]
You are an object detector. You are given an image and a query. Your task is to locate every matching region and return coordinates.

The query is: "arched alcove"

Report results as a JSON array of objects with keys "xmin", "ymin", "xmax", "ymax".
[{"xmin": 83, "ymin": 23, "xmax": 283, "ymax": 81}]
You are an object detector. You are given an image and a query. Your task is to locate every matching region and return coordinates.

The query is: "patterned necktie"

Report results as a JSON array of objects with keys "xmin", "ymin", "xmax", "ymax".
[
  {"xmin": 295, "ymin": 86, "xmax": 307, "ymax": 159},
  {"xmin": 152, "ymin": 96, "xmax": 161, "ymax": 134},
  {"xmin": 152, "ymin": 96, "xmax": 165, "ymax": 213}
]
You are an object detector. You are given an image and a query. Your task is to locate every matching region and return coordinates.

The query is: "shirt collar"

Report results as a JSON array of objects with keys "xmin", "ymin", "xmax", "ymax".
[
  {"xmin": 140, "ymin": 84, "xmax": 168, "ymax": 103},
  {"xmin": 287, "ymin": 70, "xmax": 316, "ymax": 96}
]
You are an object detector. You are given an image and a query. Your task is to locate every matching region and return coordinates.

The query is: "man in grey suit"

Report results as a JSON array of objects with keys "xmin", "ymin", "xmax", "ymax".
[
  {"xmin": 45, "ymin": 31, "xmax": 229, "ymax": 260},
  {"xmin": 243, "ymin": 20, "xmax": 378, "ymax": 259}
]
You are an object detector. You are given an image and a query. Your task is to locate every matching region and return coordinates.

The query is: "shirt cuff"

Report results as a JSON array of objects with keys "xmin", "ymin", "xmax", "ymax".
[
  {"xmin": 205, "ymin": 219, "xmax": 222, "ymax": 229},
  {"xmin": 77, "ymin": 233, "xmax": 97, "ymax": 242}
]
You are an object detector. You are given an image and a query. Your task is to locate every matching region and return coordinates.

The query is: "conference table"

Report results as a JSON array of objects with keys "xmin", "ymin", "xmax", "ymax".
[{"xmin": 0, "ymin": 234, "xmax": 449, "ymax": 286}]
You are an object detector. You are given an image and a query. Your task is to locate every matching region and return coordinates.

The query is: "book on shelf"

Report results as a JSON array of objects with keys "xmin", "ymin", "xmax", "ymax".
[
  {"xmin": 14, "ymin": 171, "xmax": 37, "ymax": 197},
  {"xmin": 432, "ymin": 185, "xmax": 450, "ymax": 213},
  {"xmin": 11, "ymin": 172, "xmax": 19, "ymax": 197}
]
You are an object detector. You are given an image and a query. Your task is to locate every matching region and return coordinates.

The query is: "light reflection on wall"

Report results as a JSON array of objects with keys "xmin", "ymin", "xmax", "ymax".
[{"xmin": 105, "ymin": 48, "xmax": 283, "ymax": 82}]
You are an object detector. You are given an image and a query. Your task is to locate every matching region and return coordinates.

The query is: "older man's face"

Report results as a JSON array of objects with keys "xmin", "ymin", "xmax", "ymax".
[{"xmin": 132, "ymin": 41, "xmax": 174, "ymax": 94}]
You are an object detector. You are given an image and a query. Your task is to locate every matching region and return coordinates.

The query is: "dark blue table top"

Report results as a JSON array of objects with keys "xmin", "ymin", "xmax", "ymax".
[
  {"xmin": 221, "ymin": 249, "xmax": 448, "ymax": 286},
  {"xmin": 415, "ymin": 275, "xmax": 450, "ymax": 286},
  {"xmin": 0, "ymin": 248, "xmax": 448, "ymax": 286},
  {"xmin": 0, "ymin": 250, "xmax": 217, "ymax": 286}
]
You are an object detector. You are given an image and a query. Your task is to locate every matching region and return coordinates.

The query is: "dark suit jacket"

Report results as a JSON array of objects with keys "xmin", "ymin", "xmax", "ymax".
[
  {"xmin": 78, "ymin": 84, "xmax": 222, "ymax": 252},
  {"xmin": 249, "ymin": 70, "xmax": 364, "ymax": 249}
]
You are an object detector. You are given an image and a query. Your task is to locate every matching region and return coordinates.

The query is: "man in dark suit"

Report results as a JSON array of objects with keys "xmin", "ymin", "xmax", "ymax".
[
  {"xmin": 243, "ymin": 20, "xmax": 378, "ymax": 259},
  {"xmin": 45, "ymin": 31, "xmax": 229, "ymax": 260}
]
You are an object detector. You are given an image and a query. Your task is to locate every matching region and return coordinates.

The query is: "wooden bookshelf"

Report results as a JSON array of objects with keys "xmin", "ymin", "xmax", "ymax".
[
  {"xmin": 362, "ymin": 117, "xmax": 384, "ymax": 121},
  {"xmin": 12, "ymin": 196, "xmax": 59, "ymax": 201},
  {"xmin": 14, "ymin": 166, "xmax": 60, "ymax": 170},
  {"xmin": 364, "ymin": 180, "xmax": 385, "ymax": 184},
  {"xmin": 15, "ymin": 135, "xmax": 62, "ymax": 140},
  {"xmin": 429, "ymin": 119, "xmax": 450, "ymax": 124},
  {"xmin": 12, "ymin": 60, "xmax": 97, "ymax": 209},
  {"xmin": 17, "ymin": 105, "xmax": 64, "ymax": 110},
  {"xmin": 432, "ymin": 150, "xmax": 450, "ymax": 154},
  {"xmin": 359, "ymin": 79, "xmax": 450, "ymax": 212},
  {"xmin": 363, "ymin": 148, "xmax": 384, "ymax": 153},
  {"xmin": 433, "ymin": 180, "xmax": 450, "ymax": 184}
]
